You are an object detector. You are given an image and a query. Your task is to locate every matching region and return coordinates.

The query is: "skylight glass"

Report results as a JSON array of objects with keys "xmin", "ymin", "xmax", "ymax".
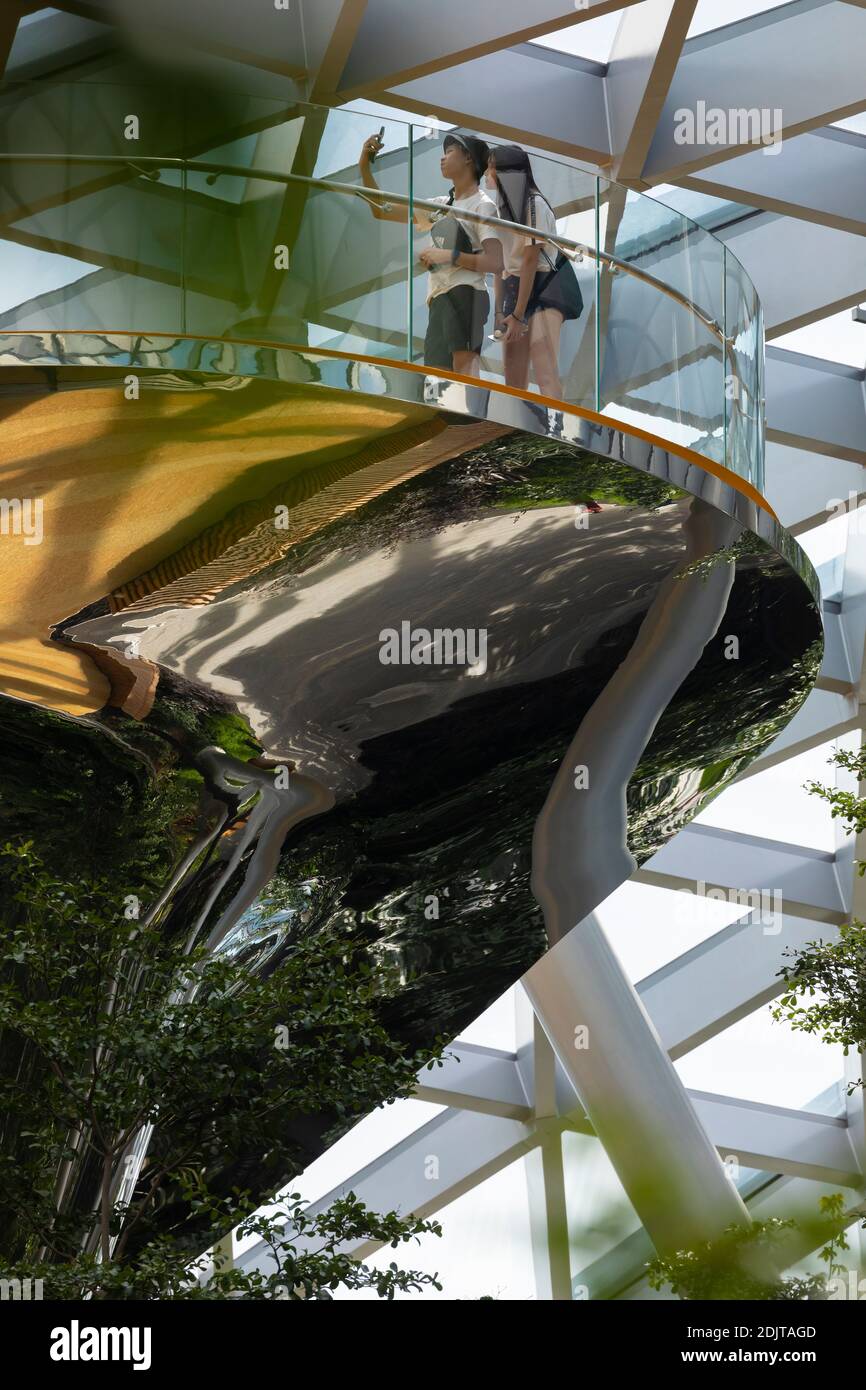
[
  {"xmin": 335, "ymin": 1157, "xmax": 537, "ymax": 1300},
  {"xmin": 596, "ymin": 880, "xmax": 749, "ymax": 984},
  {"xmin": 693, "ymin": 743, "xmax": 841, "ymax": 851},
  {"xmin": 528, "ymin": 2, "xmax": 797, "ymax": 65},
  {"xmin": 773, "ymin": 307, "xmax": 866, "ymax": 368},
  {"xmin": 832, "ymin": 113, "xmax": 866, "ymax": 135},
  {"xmin": 529, "ymin": 12, "xmax": 625, "ymax": 65},
  {"xmin": 687, "ymin": 0, "xmax": 796, "ymax": 40},
  {"xmin": 675, "ymin": 1001, "xmax": 846, "ymax": 1109}
]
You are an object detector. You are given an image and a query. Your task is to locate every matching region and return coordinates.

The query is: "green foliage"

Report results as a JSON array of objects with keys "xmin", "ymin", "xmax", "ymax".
[
  {"xmin": 773, "ymin": 747, "xmax": 866, "ymax": 1090},
  {"xmin": 674, "ymin": 530, "xmax": 773, "ymax": 582},
  {"xmin": 772, "ymin": 920, "xmax": 866, "ymax": 1088},
  {"xmin": 0, "ymin": 1196, "xmax": 441, "ymax": 1302},
  {"xmin": 0, "ymin": 843, "xmax": 445, "ymax": 1299},
  {"xmin": 646, "ymin": 1195, "xmax": 851, "ymax": 1301},
  {"xmin": 200, "ymin": 713, "xmax": 262, "ymax": 763},
  {"xmin": 484, "ymin": 445, "xmax": 684, "ymax": 512},
  {"xmin": 0, "ymin": 701, "xmax": 190, "ymax": 896},
  {"xmin": 804, "ymin": 746, "xmax": 866, "ymax": 844}
]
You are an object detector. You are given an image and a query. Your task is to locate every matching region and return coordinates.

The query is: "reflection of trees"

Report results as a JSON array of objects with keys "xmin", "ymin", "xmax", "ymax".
[
  {"xmin": 258, "ymin": 562, "xmax": 820, "ymax": 1054},
  {"xmin": 0, "ymin": 431, "xmax": 821, "ymax": 1258},
  {"xmin": 264, "ymin": 434, "xmax": 684, "ymax": 581},
  {"xmin": 0, "ymin": 844, "xmax": 443, "ymax": 1290},
  {"xmin": 0, "ymin": 700, "xmax": 191, "ymax": 894}
]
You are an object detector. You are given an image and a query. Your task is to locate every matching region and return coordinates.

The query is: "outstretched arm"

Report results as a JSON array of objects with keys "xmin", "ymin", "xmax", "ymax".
[{"xmin": 358, "ymin": 135, "xmax": 434, "ymax": 228}]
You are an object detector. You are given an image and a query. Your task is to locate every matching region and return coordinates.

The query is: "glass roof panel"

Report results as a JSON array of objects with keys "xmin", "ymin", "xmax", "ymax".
[
  {"xmin": 693, "ymin": 742, "xmax": 840, "ymax": 851},
  {"xmin": 773, "ymin": 308, "xmax": 866, "ymax": 368},
  {"xmin": 335, "ymin": 1155, "xmax": 537, "ymax": 1300},
  {"xmin": 596, "ymin": 880, "xmax": 749, "ymax": 983},
  {"xmin": 529, "ymin": 12, "xmax": 625, "ymax": 65},
  {"xmin": 675, "ymin": 1001, "xmax": 846, "ymax": 1109},
  {"xmin": 832, "ymin": 113, "xmax": 866, "ymax": 135},
  {"xmin": 687, "ymin": 0, "xmax": 798, "ymax": 40}
]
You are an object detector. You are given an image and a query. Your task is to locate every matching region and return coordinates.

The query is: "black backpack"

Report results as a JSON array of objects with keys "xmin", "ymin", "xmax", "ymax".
[{"xmin": 429, "ymin": 189, "xmax": 478, "ymax": 262}]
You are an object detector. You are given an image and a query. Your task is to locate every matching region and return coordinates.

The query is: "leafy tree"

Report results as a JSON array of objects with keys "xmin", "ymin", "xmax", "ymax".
[
  {"xmin": 653, "ymin": 741, "xmax": 866, "ymax": 1303},
  {"xmin": 0, "ymin": 843, "xmax": 444, "ymax": 1300},
  {"xmin": 772, "ymin": 920, "xmax": 866, "ymax": 1089},
  {"xmin": 771, "ymin": 747, "xmax": 866, "ymax": 1089},
  {"xmin": 646, "ymin": 1195, "xmax": 850, "ymax": 1300},
  {"xmin": 804, "ymin": 746, "xmax": 866, "ymax": 841}
]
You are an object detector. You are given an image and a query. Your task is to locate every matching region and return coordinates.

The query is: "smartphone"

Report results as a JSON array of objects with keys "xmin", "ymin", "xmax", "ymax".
[{"xmin": 370, "ymin": 125, "xmax": 385, "ymax": 162}]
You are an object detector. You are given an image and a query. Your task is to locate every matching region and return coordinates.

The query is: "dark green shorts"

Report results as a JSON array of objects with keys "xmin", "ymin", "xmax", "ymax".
[{"xmin": 424, "ymin": 285, "xmax": 490, "ymax": 369}]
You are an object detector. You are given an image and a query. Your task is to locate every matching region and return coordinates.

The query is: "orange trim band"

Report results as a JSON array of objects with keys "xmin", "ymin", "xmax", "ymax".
[{"xmin": 12, "ymin": 327, "xmax": 776, "ymax": 521}]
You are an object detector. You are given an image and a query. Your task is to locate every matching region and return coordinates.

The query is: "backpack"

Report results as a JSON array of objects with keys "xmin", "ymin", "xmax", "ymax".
[{"xmin": 429, "ymin": 189, "xmax": 479, "ymax": 262}]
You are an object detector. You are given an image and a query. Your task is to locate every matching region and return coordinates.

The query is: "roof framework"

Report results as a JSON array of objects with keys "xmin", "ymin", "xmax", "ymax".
[{"xmin": 5, "ymin": 0, "xmax": 865, "ymax": 1297}]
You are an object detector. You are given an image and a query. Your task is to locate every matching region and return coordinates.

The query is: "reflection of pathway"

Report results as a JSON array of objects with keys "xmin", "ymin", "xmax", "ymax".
[
  {"xmin": 0, "ymin": 378, "xmax": 433, "ymax": 714},
  {"xmin": 74, "ymin": 499, "xmax": 692, "ymax": 795}
]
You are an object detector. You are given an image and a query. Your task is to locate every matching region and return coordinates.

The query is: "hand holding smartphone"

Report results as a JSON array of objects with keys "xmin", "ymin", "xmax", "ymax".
[{"xmin": 369, "ymin": 126, "xmax": 385, "ymax": 162}]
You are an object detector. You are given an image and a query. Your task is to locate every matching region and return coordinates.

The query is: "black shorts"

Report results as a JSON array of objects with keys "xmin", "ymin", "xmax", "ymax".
[
  {"xmin": 424, "ymin": 285, "xmax": 490, "ymax": 369},
  {"xmin": 501, "ymin": 258, "xmax": 583, "ymax": 325}
]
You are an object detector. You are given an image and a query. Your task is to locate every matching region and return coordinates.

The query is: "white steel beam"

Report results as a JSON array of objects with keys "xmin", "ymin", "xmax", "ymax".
[
  {"xmin": 415, "ymin": 1041, "xmax": 531, "ymax": 1120},
  {"xmin": 415, "ymin": 1048, "xmax": 862, "ymax": 1188},
  {"xmin": 682, "ymin": 128, "xmax": 866, "ymax": 237},
  {"xmin": 605, "ymin": 0, "xmax": 697, "ymax": 183},
  {"xmin": 524, "ymin": 1018, "xmax": 572, "ymax": 1300},
  {"xmin": 639, "ymin": 823, "xmax": 850, "ymax": 920},
  {"xmin": 635, "ymin": 909, "xmax": 841, "ymax": 1055},
  {"xmin": 766, "ymin": 348, "xmax": 866, "ymax": 466},
  {"xmin": 237, "ymin": 1058, "xmax": 858, "ymax": 1276},
  {"xmin": 689, "ymin": 1090, "xmax": 861, "ymax": 1188},
  {"xmin": 642, "ymin": 0, "xmax": 866, "ymax": 183},
  {"xmin": 714, "ymin": 213, "xmax": 866, "ymax": 338},
  {"xmin": 333, "ymin": 0, "xmax": 639, "ymax": 101},
  {"xmin": 524, "ymin": 919, "xmax": 753, "ymax": 1254},
  {"xmin": 383, "ymin": 45, "xmax": 610, "ymax": 165}
]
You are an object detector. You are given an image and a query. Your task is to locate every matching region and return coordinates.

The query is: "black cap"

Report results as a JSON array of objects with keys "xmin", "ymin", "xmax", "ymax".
[{"xmin": 443, "ymin": 130, "xmax": 491, "ymax": 182}]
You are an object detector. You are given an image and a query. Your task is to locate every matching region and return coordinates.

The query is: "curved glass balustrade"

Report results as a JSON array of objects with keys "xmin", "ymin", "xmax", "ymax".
[{"xmin": 0, "ymin": 88, "xmax": 763, "ymax": 490}]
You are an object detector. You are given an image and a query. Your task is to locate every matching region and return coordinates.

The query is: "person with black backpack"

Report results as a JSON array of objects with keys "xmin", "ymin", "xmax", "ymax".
[
  {"xmin": 485, "ymin": 144, "xmax": 583, "ymax": 399},
  {"xmin": 359, "ymin": 129, "xmax": 502, "ymax": 376}
]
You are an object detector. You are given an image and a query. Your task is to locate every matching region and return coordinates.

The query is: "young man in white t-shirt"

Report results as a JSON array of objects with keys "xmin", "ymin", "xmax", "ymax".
[{"xmin": 359, "ymin": 131, "xmax": 502, "ymax": 376}]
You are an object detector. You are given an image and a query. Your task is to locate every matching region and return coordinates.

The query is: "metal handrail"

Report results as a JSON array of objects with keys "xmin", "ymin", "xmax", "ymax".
[{"xmin": 0, "ymin": 153, "xmax": 728, "ymax": 344}]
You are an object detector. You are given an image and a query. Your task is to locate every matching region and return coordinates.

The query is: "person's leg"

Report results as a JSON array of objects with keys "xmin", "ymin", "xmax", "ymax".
[
  {"xmin": 452, "ymin": 349, "xmax": 481, "ymax": 378},
  {"xmin": 423, "ymin": 294, "xmax": 452, "ymax": 370},
  {"xmin": 498, "ymin": 274, "xmax": 530, "ymax": 389},
  {"xmin": 529, "ymin": 307, "xmax": 565, "ymax": 399},
  {"xmin": 450, "ymin": 287, "xmax": 488, "ymax": 379},
  {"xmin": 503, "ymin": 333, "xmax": 531, "ymax": 390}
]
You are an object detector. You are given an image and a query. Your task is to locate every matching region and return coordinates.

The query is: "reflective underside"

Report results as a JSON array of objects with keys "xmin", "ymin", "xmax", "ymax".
[{"xmin": 0, "ymin": 370, "xmax": 821, "ymax": 1243}]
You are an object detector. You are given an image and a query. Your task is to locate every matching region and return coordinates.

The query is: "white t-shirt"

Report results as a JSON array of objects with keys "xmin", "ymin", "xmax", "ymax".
[
  {"xmin": 423, "ymin": 189, "xmax": 500, "ymax": 303},
  {"xmin": 497, "ymin": 194, "xmax": 558, "ymax": 277}
]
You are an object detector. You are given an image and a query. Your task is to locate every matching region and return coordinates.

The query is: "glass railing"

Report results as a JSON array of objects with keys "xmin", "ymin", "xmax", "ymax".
[{"xmin": 0, "ymin": 87, "xmax": 764, "ymax": 491}]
